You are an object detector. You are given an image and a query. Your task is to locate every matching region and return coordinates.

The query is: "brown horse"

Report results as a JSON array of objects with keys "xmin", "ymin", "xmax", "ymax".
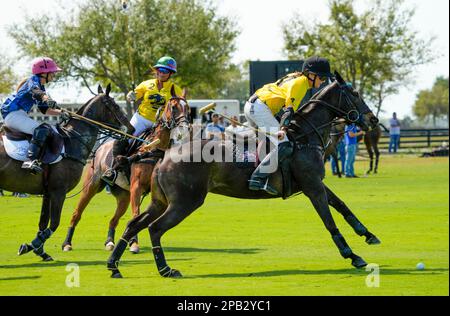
[
  {"xmin": 0, "ymin": 84, "xmax": 133, "ymax": 261},
  {"xmin": 107, "ymin": 73, "xmax": 381, "ymax": 278},
  {"xmin": 364, "ymin": 124, "xmax": 389, "ymax": 174},
  {"xmin": 61, "ymin": 94, "xmax": 190, "ymax": 253}
]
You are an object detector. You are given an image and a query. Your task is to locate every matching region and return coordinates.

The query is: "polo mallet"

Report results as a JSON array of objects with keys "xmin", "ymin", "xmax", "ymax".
[
  {"xmin": 198, "ymin": 103, "xmax": 280, "ymax": 138},
  {"xmin": 61, "ymin": 109, "xmax": 160, "ymax": 150}
]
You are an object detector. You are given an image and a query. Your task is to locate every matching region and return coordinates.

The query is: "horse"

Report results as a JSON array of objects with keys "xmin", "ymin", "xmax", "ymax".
[
  {"xmin": 364, "ymin": 124, "xmax": 389, "ymax": 175},
  {"xmin": 61, "ymin": 93, "xmax": 190, "ymax": 253},
  {"xmin": 106, "ymin": 72, "xmax": 381, "ymax": 278},
  {"xmin": 0, "ymin": 84, "xmax": 133, "ymax": 261}
]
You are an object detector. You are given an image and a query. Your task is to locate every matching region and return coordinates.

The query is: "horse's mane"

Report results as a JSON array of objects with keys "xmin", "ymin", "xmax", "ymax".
[{"xmin": 76, "ymin": 95, "xmax": 98, "ymax": 115}]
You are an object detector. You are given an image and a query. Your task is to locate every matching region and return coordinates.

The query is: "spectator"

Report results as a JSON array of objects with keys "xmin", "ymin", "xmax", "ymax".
[
  {"xmin": 389, "ymin": 112, "xmax": 401, "ymax": 154},
  {"xmin": 205, "ymin": 113, "xmax": 225, "ymax": 140},
  {"xmin": 226, "ymin": 116, "xmax": 245, "ymax": 134},
  {"xmin": 330, "ymin": 138, "xmax": 346, "ymax": 176},
  {"xmin": 344, "ymin": 123, "xmax": 364, "ymax": 178}
]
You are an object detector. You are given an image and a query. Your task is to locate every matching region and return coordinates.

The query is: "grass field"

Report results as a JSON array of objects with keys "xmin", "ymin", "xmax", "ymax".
[{"xmin": 0, "ymin": 155, "xmax": 448, "ymax": 296}]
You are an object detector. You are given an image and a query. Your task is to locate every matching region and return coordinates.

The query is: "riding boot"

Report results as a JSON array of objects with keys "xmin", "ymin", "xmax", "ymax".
[
  {"xmin": 102, "ymin": 139, "xmax": 129, "ymax": 186},
  {"xmin": 249, "ymin": 141, "xmax": 293, "ymax": 195},
  {"xmin": 21, "ymin": 124, "xmax": 51, "ymax": 175}
]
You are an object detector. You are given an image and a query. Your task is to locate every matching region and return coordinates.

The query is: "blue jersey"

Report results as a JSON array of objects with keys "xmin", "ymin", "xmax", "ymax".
[
  {"xmin": 345, "ymin": 124, "xmax": 359, "ymax": 146},
  {"xmin": 1, "ymin": 75, "xmax": 49, "ymax": 119}
]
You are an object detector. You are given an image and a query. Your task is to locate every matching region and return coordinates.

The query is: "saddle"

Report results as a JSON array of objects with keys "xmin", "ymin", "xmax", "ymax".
[{"xmin": 1, "ymin": 125, "xmax": 65, "ymax": 164}]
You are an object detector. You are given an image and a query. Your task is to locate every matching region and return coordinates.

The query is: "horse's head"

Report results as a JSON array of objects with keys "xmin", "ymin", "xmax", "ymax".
[
  {"xmin": 156, "ymin": 87, "xmax": 191, "ymax": 143},
  {"xmin": 76, "ymin": 84, "xmax": 134, "ymax": 133},
  {"xmin": 331, "ymin": 71, "xmax": 379, "ymax": 131}
]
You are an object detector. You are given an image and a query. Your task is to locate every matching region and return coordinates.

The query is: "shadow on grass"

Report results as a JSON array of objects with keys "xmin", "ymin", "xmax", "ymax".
[
  {"xmin": 188, "ymin": 267, "xmax": 449, "ymax": 279},
  {"xmin": 0, "ymin": 257, "xmax": 190, "ymax": 270},
  {"xmin": 0, "ymin": 276, "xmax": 42, "ymax": 281},
  {"xmin": 139, "ymin": 246, "xmax": 264, "ymax": 255}
]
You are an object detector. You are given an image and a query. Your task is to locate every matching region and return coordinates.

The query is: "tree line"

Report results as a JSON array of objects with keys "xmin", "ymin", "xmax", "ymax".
[{"xmin": 1, "ymin": 0, "xmax": 447, "ymax": 124}]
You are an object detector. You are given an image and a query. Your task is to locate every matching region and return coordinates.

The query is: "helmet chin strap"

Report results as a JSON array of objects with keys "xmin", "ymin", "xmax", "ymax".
[{"xmin": 307, "ymin": 73, "xmax": 318, "ymax": 88}]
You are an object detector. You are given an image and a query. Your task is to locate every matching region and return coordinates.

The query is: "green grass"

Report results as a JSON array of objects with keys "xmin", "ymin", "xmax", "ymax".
[{"xmin": 0, "ymin": 155, "xmax": 448, "ymax": 296}]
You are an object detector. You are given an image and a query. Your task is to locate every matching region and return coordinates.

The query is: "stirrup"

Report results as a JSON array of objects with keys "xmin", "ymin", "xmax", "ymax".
[
  {"xmin": 102, "ymin": 169, "xmax": 118, "ymax": 186},
  {"xmin": 249, "ymin": 178, "xmax": 278, "ymax": 195},
  {"xmin": 21, "ymin": 160, "xmax": 43, "ymax": 175}
]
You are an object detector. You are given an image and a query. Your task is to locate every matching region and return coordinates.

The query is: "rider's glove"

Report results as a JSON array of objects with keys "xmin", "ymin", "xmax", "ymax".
[
  {"xmin": 60, "ymin": 110, "xmax": 71, "ymax": 122},
  {"xmin": 47, "ymin": 99, "xmax": 60, "ymax": 109},
  {"xmin": 280, "ymin": 107, "xmax": 295, "ymax": 128},
  {"xmin": 127, "ymin": 91, "xmax": 137, "ymax": 102}
]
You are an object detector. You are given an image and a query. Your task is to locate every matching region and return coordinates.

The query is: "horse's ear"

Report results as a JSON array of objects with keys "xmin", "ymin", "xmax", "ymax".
[
  {"xmin": 182, "ymin": 88, "xmax": 188, "ymax": 99},
  {"xmin": 106, "ymin": 83, "xmax": 112, "ymax": 96},
  {"xmin": 334, "ymin": 71, "xmax": 346, "ymax": 85},
  {"xmin": 170, "ymin": 84, "xmax": 176, "ymax": 98},
  {"xmin": 98, "ymin": 85, "xmax": 104, "ymax": 94}
]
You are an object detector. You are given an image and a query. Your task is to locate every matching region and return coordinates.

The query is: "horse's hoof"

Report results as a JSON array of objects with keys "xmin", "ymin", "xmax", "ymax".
[
  {"xmin": 111, "ymin": 270, "xmax": 123, "ymax": 279},
  {"xmin": 63, "ymin": 244, "xmax": 73, "ymax": 252},
  {"xmin": 129, "ymin": 243, "xmax": 140, "ymax": 254},
  {"xmin": 105, "ymin": 241, "xmax": 115, "ymax": 251},
  {"xmin": 366, "ymin": 234, "xmax": 381, "ymax": 245},
  {"xmin": 18, "ymin": 243, "xmax": 32, "ymax": 256},
  {"xmin": 41, "ymin": 253, "xmax": 54, "ymax": 262},
  {"xmin": 351, "ymin": 256, "xmax": 368, "ymax": 269},
  {"xmin": 170, "ymin": 269, "xmax": 183, "ymax": 278}
]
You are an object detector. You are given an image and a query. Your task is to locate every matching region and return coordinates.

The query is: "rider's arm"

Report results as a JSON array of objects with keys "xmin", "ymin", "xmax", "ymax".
[{"xmin": 285, "ymin": 77, "xmax": 309, "ymax": 112}]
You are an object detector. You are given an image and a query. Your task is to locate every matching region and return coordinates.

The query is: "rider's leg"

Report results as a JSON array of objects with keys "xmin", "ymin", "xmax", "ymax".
[
  {"xmin": 102, "ymin": 112, "xmax": 152, "ymax": 186},
  {"xmin": 21, "ymin": 123, "xmax": 52, "ymax": 174},
  {"xmin": 244, "ymin": 99, "xmax": 292, "ymax": 195}
]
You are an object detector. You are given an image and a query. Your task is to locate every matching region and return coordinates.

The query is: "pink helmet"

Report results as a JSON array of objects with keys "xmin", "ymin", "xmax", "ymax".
[{"xmin": 31, "ymin": 57, "xmax": 63, "ymax": 75}]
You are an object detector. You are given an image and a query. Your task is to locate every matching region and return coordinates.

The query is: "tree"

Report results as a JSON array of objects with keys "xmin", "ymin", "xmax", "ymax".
[
  {"xmin": 9, "ymin": 0, "xmax": 239, "ymax": 117},
  {"xmin": 283, "ymin": 0, "xmax": 437, "ymax": 116},
  {"xmin": 218, "ymin": 61, "xmax": 250, "ymax": 109},
  {"xmin": 0, "ymin": 54, "xmax": 17, "ymax": 99},
  {"xmin": 413, "ymin": 77, "xmax": 449, "ymax": 127}
]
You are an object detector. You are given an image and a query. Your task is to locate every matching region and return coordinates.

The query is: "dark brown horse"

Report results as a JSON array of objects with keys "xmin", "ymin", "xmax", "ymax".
[
  {"xmin": 364, "ymin": 124, "xmax": 389, "ymax": 174},
  {"xmin": 107, "ymin": 73, "xmax": 381, "ymax": 278},
  {"xmin": 0, "ymin": 84, "xmax": 133, "ymax": 261},
  {"xmin": 61, "ymin": 94, "xmax": 190, "ymax": 253}
]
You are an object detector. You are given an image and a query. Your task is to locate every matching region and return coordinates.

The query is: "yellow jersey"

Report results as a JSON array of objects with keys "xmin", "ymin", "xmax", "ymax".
[
  {"xmin": 255, "ymin": 74, "xmax": 311, "ymax": 115},
  {"xmin": 135, "ymin": 79, "xmax": 183, "ymax": 122}
]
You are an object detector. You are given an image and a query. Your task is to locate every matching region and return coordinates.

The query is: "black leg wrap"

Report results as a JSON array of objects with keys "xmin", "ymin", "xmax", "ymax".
[
  {"xmin": 332, "ymin": 233, "xmax": 353, "ymax": 259},
  {"xmin": 345, "ymin": 215, "xmax": 368, "ymax": 236},
  {"xmin": 107, "ymin": 238, "xmax": 128, "ymax": 270},
  {"xmin": 129, "ymin": 235, "xmax": 138, "ymax": 246},
  {"xmin": 31, "ymin": 228, "xmax": 53, "ymax": 250},
  {"xmin": 107, "ymin": 228, "xmax": 115, "ymax": 241},
  {"xmin": 152, "ymin": 246, "xmax": 168, "ymax": 274},
  {"xmin": 63, "ymin": 227, "xmax": 75, "ymax": 246}
]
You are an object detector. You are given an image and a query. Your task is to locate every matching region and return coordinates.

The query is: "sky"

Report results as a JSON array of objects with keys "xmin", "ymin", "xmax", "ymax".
[{"xmin": 0, "ymin": 0, "xmax": 449, "ymax": 120}]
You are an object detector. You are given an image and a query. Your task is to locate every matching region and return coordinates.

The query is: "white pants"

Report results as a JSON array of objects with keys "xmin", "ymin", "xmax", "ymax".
[
  {"xmin": 4, "ymin": 110, "xmax": 40, "ymax": 135},
  {"xmin": 244, "ymin": 99, "xmax": 288, "ymax": 146},
  {"xmin": 130, "ymin": 112, "xmax": 155, "ymax": 137}
]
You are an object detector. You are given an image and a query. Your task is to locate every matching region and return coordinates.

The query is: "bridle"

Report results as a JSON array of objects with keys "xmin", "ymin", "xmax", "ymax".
[
  {"xmin": 289, "ymin": 82, "xmax": 371, "ymax": 150},
  {"xmin": 158, "ymin": 97, "xmax": 190, "ymax": 130}
]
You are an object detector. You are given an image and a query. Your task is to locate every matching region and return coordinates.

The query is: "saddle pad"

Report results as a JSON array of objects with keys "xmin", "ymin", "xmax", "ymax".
[
  {"xmin": 104, "ymin": 144, "xmax": 130, "ymax": 191},
  {"xmin": 2, "ymin": 135, "xmax": 65, "ymax": 164}
]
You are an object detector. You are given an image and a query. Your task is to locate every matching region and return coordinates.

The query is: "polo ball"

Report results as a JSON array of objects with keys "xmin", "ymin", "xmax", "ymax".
[{"xmin": 416, "ymin": 262, "xmax": 425, "ymax": 270}]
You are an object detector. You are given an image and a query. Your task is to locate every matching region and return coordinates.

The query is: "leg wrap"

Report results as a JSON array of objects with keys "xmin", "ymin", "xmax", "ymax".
[
  {"xmin": 107, "ymin": 239, "xmax": 128, "ymax": 269},
  {"xmin": 107, "ymin": 228, "xmax": 115, "ymax": 241},
  {"xmin": 345, "ymin": 215, "xmax": 368, "ymax": 236},
  {"xmin": 152, "ymin": 246, "xmax": 170, "ymax": 275},
  {"xmin": 31, "ymin": 228, "xmax": 53, "ymax": 250},
  {"xmin": 64, "ymin": 227, "xmax": 75, "ymax": 244},
  {"xmin": 332, "ymin": 233, "xmax": 353, "ymax": 259}
]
